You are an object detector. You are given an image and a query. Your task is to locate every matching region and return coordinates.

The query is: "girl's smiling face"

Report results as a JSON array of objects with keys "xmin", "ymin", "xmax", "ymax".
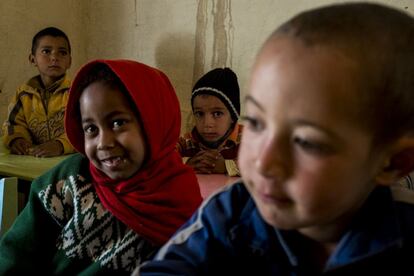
[
  {"xmin": 239, "ymin": 37, "xmax": 388, "ymax": 241},
  {"xmin": 80, "ymin": 81, "xmax": 146, "ymax": 180}
]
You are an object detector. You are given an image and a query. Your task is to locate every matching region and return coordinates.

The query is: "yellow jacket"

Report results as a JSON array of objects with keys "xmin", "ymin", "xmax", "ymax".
[{"xmin": 2, "ymin": 75, "xmax": 74, "ymax": 154}]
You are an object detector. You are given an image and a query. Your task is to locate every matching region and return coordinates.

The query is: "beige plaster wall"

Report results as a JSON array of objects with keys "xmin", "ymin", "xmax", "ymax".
[{"xmin": 1, "ymin": 0, "xmax": 413, "ymax": 135}]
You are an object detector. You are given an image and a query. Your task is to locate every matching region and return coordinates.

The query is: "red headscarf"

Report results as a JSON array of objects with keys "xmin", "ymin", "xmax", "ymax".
[{"xmin": 65, "ymin": 59, "xmax": 202, "ymax": 245}]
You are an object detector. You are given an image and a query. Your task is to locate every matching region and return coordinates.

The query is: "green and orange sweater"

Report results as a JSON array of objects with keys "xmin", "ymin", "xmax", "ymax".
[{"xmin": 0, "ymin": 154, "xmax": 158, "ymax": 275}]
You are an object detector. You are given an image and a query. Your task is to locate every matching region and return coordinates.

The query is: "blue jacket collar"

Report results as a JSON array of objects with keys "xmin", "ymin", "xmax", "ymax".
[
  {"xmin": 232, "ymin": 186, "xmax": 403, "ymax": 271},
  {"xmin": 325, "ymin": 187, "xmax": 402, "ymax": 270}
]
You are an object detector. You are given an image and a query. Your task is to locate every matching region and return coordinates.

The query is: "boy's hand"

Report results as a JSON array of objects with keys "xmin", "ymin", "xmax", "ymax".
[
  {"xmin": 211, "ymin": 153, "xmax": 226, "ymax": 174},
  {"xmin": 10, "ymin": 138, "xmax": 32, "ymax": 155},
  {"xmin": 28, "ymin": 140, "xmax": 63, "ymax": 157},
  {"xmin": 186, "ymin": 150, "xmax": 225, "ymax": 174}
]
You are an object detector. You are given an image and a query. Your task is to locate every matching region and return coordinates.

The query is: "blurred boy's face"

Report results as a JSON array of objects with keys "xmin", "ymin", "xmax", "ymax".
[
  {"xmin": 80, "ymin": 82, "xmax": 146, "ymax": 180},
  {"xmin": 30, "ymin": 35, "xmax": 71, "ymax": 87},
  {"xmin": 193, "ymin": 94, "xmax": 233, "ymax": 144},
  {"xmin": 239, "ymin": 37, "xmax": 387, "ymax": 241}
]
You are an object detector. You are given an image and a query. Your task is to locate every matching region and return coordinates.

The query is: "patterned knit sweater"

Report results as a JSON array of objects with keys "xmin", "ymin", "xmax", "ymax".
[{"xmin": 0, "ymin": 154, "xmax": 158, "ymax": 275}]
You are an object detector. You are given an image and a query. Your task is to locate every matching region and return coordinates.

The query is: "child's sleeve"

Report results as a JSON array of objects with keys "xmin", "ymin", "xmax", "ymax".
[
  {"xmin": 223, "ymin": 124, "xmax": 242, "ymax": 176},
  {"xmin": 55, "ymin": 133, "xmax": 75, "ymax": 154},
  {"xmin": 176, "ymin": 136, "xmax": 186, "ymax": 155},
  {"xmin": 2, "ymin": 92, "xmax": 33, "ymax": 148},
  {"xmin": 136, "ymin": 192, "xmax": 237, "ymax": 275},
  {"xmin": 397, "ymin": 172, "xmax": 414, "ymax": 190},
  {"xmin": 177, "ymin": 137, "xmax": 193, "ymax": 165},
  {"xmin": 0, "ymin": 179, "xmax": 61, "ymax": 274},
  {"xmin": 225, "ymin": 160, "xmax": 240, "ymax": 176}
]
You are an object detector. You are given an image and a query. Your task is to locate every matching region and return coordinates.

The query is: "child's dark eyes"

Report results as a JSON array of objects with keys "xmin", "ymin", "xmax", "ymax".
[
  {"xmin": 193, "ymin": 111, "xmax": 203, "ymax": 118},
  {"xmin": 83, "ymin": 124, "xmax": 97, "ymax": 135},
  {"xmin": 293, "ymin": 136, "xmax": 332, "ymax": 155},
  {"xmin": 193, "ymin": 111, "xmax": 225, "ymax": 119},
  {"xmin": 40, "ymin": 49, "xmax": 68, "ymax": 56},
  {"xmin": 113, "ymin": 119, "xmax": 127, "ymax": 129},
  {"xmin": 82, "ymin": 119, "xmax": 129, "ymax": 135},
  {"xmin": 212, "ymin": 111, "xmax": 223, "ymax": 118},
  {"xmin": 241, "ymin": 115, "xmax": 264, "ymax": 132}
]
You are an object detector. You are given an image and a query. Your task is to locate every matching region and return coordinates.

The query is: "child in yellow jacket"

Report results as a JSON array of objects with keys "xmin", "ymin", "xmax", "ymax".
[{"xmin": 2, "ymin": 27, "xmax": 74, "ymax": 157}]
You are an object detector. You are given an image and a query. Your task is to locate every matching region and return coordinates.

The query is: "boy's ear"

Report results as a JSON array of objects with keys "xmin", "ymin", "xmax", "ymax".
[
  {"xmin": 375, "ymin": 137, "xmax": 414, "ymax": 186},
  {"xmin": 28, "ymin": 54, "xmax": 36, "ymax": 65}
]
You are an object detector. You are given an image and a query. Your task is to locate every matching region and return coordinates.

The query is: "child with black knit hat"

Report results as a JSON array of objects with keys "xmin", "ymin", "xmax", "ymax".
[{"xmin": 177, "ymin": 67, "xmax": 242, "ymax": 176}]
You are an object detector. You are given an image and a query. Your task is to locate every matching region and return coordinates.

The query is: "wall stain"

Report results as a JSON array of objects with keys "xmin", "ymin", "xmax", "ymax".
[
  {"xmin": 134, "ymin": 0, "xmax": 139, "ymax": 27},
  {"xmin": 193, "ymin": 0, "xmax": 234, "ymax": 85},
  {"xmin": 212, "ymin": 0, "xmax": 233, "ymax": 69},
  {"xmin": 193, "ymin": 0, "xmax": 208, "ymax": 86}
]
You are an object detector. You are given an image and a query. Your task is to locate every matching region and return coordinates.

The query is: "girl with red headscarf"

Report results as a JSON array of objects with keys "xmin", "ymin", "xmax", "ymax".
[{"xmin": 0, "ymin": 60, "xmax": 202, "ymax": 274}]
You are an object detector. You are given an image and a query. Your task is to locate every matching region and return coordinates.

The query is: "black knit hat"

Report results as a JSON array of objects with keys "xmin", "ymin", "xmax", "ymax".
[{"xmin": 191, "ymin": 67, "xmax": 240, "ymax": 122}]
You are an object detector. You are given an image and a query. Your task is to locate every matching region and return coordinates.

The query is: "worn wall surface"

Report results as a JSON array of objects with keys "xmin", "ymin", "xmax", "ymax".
[{"xmin": 1, "ymin": 0, "xmax": 413, "ymax": 134}]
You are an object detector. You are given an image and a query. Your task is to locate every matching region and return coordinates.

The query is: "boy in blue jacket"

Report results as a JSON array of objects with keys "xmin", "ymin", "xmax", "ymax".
[{"xmin": 137, "ymin": 2, "xmax": 414, "ymax": 275}]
